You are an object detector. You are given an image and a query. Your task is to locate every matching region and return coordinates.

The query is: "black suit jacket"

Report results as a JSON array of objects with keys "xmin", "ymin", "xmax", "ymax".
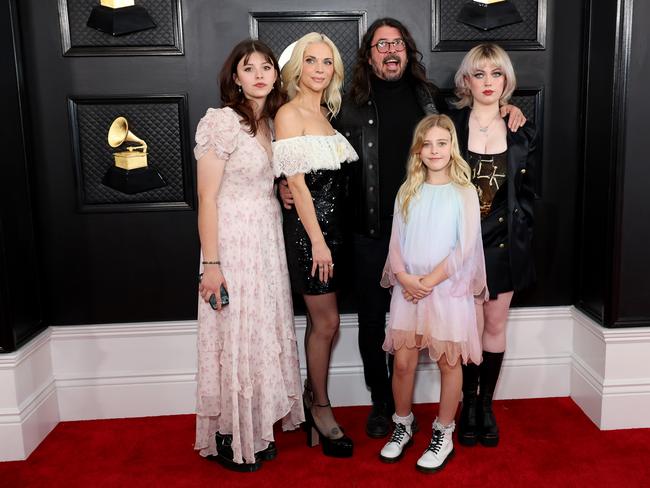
[{"xmin": 448, "ymin": 107, "xmax": 539, "ymax": 292}]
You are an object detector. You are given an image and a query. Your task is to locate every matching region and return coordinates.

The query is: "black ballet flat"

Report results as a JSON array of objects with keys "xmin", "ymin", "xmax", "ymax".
[{"xmin": 305, "ymin": 404, "xmax": 353, "ymax": 458}]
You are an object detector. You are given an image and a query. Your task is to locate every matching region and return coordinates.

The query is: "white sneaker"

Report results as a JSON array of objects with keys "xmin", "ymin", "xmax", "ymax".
[
  {"xmin": 416, "ymin": 419, "xmax": 455, "ymax": 473},
  {"xmin": 379, "ymin": 422, "xmax": 413, "ymax": 463}
]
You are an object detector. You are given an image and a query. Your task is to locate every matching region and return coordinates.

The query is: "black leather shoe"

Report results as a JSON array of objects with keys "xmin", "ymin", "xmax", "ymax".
[
  {"xmin": 411, "ymin": 415, "xmax": 420, "ymax": 433},
  {"xmin": 478, "ymin": 395, "xmax": 499, "ymax": 447},
  {"xmin": 366, "ymin": 403, "xmax": 391, "ymax": 438},
  {"xmin": 478, "ymin": 351, "xmax": 504, "ymax": 447},
  {"xmin": 305, "ymin": 404, "xmax": 354, "ymax": 457},
  {"xmin": 210, "ymin": 433, "xmax": 262, "ymax": 472},
  {"xmin": 458, "ymin": 363, "xmax": 480, "ymax": 446},
  {"xmin": 255, "ymin": 441, "xmax": 277, "ymax": 461},
  {"xmin": 458, "ymin": 395, "xmax": 480, "ymax": 446}
]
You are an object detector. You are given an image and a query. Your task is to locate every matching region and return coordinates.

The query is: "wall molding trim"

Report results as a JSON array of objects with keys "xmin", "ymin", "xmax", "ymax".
[
  {"xmin": 570, "ymin": 309, "xmax": 650, "ymax": 430},
  {"xmin": 2, "ymin": 306, "xmax": 650, "ymax": 461},
  {"xmin": 0, "ymin": 329, "xmax": 59, "ymax": 461}
]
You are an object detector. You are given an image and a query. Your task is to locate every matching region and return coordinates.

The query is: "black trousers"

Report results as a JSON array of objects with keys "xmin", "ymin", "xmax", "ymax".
[{"xmin": 352, "ymin": 231, "xmax": 393, "ymax": 407}]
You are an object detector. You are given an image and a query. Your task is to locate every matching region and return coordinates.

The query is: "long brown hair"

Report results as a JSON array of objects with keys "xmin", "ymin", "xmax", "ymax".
[
  {"xmin": 218, "ymin": 39, "xmax": 287, "ymax": 135},
  {"xmin": 348, "ymin": 18, "xmax": 436, "ymax": 105}
]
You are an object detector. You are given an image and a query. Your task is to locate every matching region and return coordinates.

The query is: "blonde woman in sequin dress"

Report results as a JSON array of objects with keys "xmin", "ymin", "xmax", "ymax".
[{"xmin": 273, "ymin": 32, "xmax": 358, "ymax": 458}]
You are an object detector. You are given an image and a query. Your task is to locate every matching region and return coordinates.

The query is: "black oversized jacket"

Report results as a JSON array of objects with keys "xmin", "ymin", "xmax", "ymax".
[
  {"xmin": 448, "ymin": 107, "xmax": 539, "ymax": 292},
  {"xmin": 333, "ymin": 81, "xmax": 440, "ymax": 238}
]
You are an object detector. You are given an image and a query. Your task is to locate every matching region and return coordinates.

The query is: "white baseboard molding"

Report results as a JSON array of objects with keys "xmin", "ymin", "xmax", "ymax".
[
  {"xmin": 570, "ymin": 311, "xmax": 650, "ymax": 430},
  {"xmin": 0, "ymin": 331, "xmax": 59, "ymax": 461},
  {"xmin": 304, "ymin": 306, "xmax": 573, "ymax": 405},
  {"xmin": 3, "ymin": 305, "xmax": 650, "ymax": 460},
  {"xmin": 56, "ymin": 373, "xmax": 198, "ymax": 421}
]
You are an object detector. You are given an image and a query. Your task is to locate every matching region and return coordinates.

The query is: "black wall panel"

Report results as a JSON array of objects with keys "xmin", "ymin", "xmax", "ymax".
[
  {"xmin": 615, "ymin": 0, "xmax": 650, "ymax": 325},
  {"xmin": 576, "ymin": 0, "xmax": 650, "ymax": 327},
  {"xmin": 11, "ymin": 0, "xmax": 585, "ymax": 328},
  {"xmin": 0, "ymin": 0, "xmax": 45, "ymax": 351},
  {"xmin": 576, "ymin": 1, "xmax": 617, "ymax": 323}
]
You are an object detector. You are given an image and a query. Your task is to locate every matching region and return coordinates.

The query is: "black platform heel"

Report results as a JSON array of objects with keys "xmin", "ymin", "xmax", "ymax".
[
  {"xmin": 302, "ymin": 379, "xmax": 313, "ymax": 432},
  {"xmin": 304, "ymin": 403, "xmax": 353, "ymax": 458}
]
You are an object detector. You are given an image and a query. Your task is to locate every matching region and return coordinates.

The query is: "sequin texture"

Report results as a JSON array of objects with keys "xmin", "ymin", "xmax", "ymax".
[{"xmin": 282, "ymin": 169, "xmax": 345, "ymax": 294}]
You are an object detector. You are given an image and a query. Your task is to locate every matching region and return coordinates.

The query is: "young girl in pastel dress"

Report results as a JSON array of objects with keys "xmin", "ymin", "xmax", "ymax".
[{"xmin": 378, "ymin": 114, "xmax": 487, "ymax": 473}]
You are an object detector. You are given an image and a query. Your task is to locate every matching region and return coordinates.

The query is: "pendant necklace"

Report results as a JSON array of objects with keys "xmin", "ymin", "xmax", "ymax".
[{"xmin": 472, "ymin": 112, "xmax": 499, "ymax": 134}]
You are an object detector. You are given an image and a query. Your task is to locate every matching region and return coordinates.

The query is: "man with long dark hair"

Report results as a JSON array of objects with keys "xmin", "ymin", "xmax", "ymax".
[
  {"xmin": 335, "ymin": 18, "xmax": 524, "ymax": 439},
  {"xmin": 332, "ymin": 18, "xmax": 444, "ymax": 438}
]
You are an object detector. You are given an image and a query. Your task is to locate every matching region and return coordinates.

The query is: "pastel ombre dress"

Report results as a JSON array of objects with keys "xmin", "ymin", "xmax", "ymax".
[
  {"xmin": 381, "ymin": 182, "xmax": 487, "ymax": 365},
  {"xmin": 193, "ymin": 107, "xmax": 304, "ymax": 464}
]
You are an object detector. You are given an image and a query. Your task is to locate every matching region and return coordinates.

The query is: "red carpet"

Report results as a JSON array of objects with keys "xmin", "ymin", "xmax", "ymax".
[{"xmin": 2, "ymin": 398, "xmax": 650, "ymax": 487}]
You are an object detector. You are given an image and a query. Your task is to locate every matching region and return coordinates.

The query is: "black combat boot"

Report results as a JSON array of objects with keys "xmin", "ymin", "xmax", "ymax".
[
  {"xmin": 478, "ymin": 351, "xmax": 504, "ymax": 447},
  {"xmin": 457, "ymin": 363, "xmax": 480, "ymax": 446}
]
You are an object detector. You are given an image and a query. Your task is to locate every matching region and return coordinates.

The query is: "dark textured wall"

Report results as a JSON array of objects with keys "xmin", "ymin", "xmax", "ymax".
[
  {"xmin": 10, "ymin": 0, "xmax": 585, "ymax": 328},
  {"xmin": 576, "ymin": 0, "xmax": 650, "ymax": 327}
]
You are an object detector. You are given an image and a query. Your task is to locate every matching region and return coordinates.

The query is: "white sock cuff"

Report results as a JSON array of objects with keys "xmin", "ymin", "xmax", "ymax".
[
  {"xmin": 392, "ymin": 412, "xmax": 414, "ymax": 425},
  {"xmin": 432, "ymin": 417, "xmax": 456, "ymax": 432}
]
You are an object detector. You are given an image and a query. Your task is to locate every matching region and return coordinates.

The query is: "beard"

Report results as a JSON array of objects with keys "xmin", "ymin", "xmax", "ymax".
[{"xmin": 371, "ymin": 54, "xmax": 406, "ymax": 81}]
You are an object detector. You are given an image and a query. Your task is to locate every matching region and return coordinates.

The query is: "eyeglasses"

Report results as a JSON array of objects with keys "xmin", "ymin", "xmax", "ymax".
[{"xmin": 371, "ymin": 39, "xmax": 406, "ymax": 53}]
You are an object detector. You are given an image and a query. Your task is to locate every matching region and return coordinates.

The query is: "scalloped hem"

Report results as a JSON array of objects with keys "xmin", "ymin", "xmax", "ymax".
[{"xmin": 382, "ymin": 329, "xmax": 482, "ymax": 366}]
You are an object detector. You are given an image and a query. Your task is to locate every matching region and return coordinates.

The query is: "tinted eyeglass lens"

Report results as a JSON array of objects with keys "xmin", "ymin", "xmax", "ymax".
[{"xmin": 376, "ymin": 40, "xmax": 405, "ymax": 53}]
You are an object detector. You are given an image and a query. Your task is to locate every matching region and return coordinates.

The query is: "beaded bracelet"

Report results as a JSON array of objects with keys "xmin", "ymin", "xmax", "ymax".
[{"xmin": 202, "ymin": 260, "xmax": 221, "ymax": 265}]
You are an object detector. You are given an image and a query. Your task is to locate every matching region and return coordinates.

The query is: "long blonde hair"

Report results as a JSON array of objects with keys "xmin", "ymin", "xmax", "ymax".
[
  {"xmin": 280, "ymin": 32, "xmax": 345, "ymax": 116},
  {"xmin": 397, "ymin": 114, "xmax": 472, "ymax": 220},
  {"xmin": 453, "ymin": 43, "xmax": 516, "ymax": 108}
]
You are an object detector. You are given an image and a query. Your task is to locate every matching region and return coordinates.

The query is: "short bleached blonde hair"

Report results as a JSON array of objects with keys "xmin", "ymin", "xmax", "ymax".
[
  {"xmin": 454, "ymin": 43, "xmax": 516, "ymax": 108},
  {"xmin": 280, "ymin": 32, "xmax": 345, "ymax": 117}
]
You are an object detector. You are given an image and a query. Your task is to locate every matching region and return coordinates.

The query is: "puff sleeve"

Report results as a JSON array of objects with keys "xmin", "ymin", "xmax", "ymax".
[{"xmin": 193, "ymin": 107, "xmax": 241, "ymax": 161}]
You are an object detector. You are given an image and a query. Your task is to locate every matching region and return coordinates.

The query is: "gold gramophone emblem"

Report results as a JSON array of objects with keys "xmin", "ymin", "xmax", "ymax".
[
  {"xmin": 457, "ymin": 0, "xmax": 523, "ymax": 31},
  {"xmin": 87, "ymin": 0, "xmax": 156, "ymax": 37},
  {"xmin": 108, "ymin": 116, "xmax": 148, "ymax": 170},
  {"xmin": 101, "ymin": 0, "xmax": 135, "ymax": 7},
  {"xmin": 102, "ymin": 116, "xmax": 166, "ymax": 194}
]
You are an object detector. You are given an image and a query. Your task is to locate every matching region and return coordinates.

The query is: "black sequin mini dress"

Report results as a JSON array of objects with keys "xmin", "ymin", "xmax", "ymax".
[{"xmin": 272, "ymin": 133, "xmax": 358, "ymax": 295}]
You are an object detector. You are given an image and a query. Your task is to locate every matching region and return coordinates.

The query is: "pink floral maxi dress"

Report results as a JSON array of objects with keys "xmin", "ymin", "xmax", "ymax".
[{"xmin": 193, "ymin": 107, "xmax": 304, "ymax": 464}]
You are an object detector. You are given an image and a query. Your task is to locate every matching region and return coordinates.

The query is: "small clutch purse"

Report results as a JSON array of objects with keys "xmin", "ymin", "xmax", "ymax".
[
  {"xmin": 198, "ymin": 274, "xmax": 229, "ymax": 309},
  {"xmin": 208, "ymin": 285, "xmax": 229, "ymax": 310}
]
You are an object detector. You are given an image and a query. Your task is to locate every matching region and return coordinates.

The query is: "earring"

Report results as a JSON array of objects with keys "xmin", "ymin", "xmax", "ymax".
[{"xmin": 238, "ymin": 85, "xmax": 242, "ymax": 93}]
